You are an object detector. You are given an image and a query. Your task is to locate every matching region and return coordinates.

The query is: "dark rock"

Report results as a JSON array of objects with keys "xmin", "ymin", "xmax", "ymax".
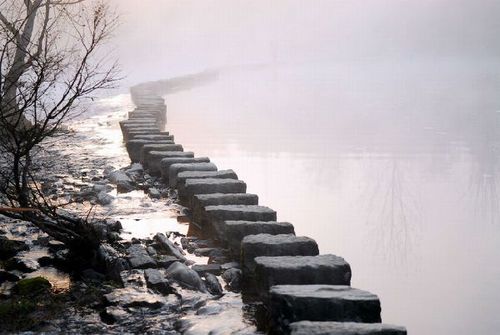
[
  {"xmin": 47, "ymin": 239, "xmax": 66, "ymax": 251},
  {"xmin": 221, "ymin": 262, "xmax": 240, "ymax": 271},
  {"xmin": 147, "ymin": 187, "xmax": 161, "ymax": 199},
  {"xmin": 153, "ymin": 233, "xmax": 186, "ymax": 261},
  {"xmin": 192, "ymin": 264, "xmax": 222, "ymax": 276},
  {"xmin": 156, "ymin": 255, "xmax": 180, "ymax": 268},
  {"xmin": 165, "ymin": 262, "xmax": 206, "ymax": 292},
  {"xmin": 0, "ymin": 270, "xmax": 21, "ymax": 283},
  {"xmin": 98, "ymin": 244, "xmax": 130, "ymax": 281},
  {"xmin": 127, "ymin": 244, "xmax": 157, "ymax": 269},
  {"xmin": 38, "ymin": 255, "xmax": 55, "ymax": 267},
  {"xmin": 268, "ymin": 285, "xmax": 382, "ymax": 332},
  {"xmin": 193, "ymin": 247, "xmax": 217, "ymax": 257},
  {"xmin": 120, "ymin": 269, "xmax": 146, "ymax": 289},
  {"xmin": 204, "ymin": 273, "xmax": 223, "ymax": 296},
  {"xmin": 104, "ymin": 287, "xmax": 166, "ymax": 309},
  {"xmin": 5, "ymin": 257, "xmax": 40, "ymax": 273},
  {"xmin": 144, "ymin": 268, "xmax": 172, "ymax": 294},
  {"xmin": 0, "ymin": 236, "xmax": 28, "ymax": 260},
  {"xmin": 221, "ymin": 268, "xmax": 242, "ymax": 292},
  {"xmin": 81, "ymin": 269, "xmax": 106, "ymax": 282},
  {"xmin": 289, "ymin": 321, "xmax": 407, "ymax": 335},
  {"xmin": 97, "ymin": 191, "xmax": 115, "ymax": 205}
]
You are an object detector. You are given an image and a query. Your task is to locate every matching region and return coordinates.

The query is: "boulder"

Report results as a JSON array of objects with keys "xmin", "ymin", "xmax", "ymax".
[
  {"xmin": 165, "ymin": 262, "xmax": 206, "ymax": 292},
  {"xmin": 175, "ymin": 169, "xmax": 238, "ymax": 192},
  {"xmin": 241, "ymin": 234, "xmax": 319, "ymax": 273},
  {"xmin": 268, "ymin": 285, "xmax": 382, "ymax": 332},
  {"xmin": 167, "ymin": 163, "xmax": 218, "ymax": 186},
  {"xmin": 192, "ymin": 264, "xmax": 222, "ymax": 276},
  {"xmin": 204, "ymin": 205, "xmax": 277, "ymax": 236},
  {"xmin": 0, "ymin": 236, "xmax": 28, "ymax": 260},
  {"xmin": 97, "ymin": 191, "xmax": 114, "ymax": 205},
  {"xmin": 107, "ymin": 170, "xmax": 135, "ymax": 193},
  {"xmin": 221, "ymin": 268, "xmax": 242, "ymax": 292},
  {"xmin": 144, "ymin": 268, "xmax": 172, "ymax": 294},
  {"xmin": 144, "ymin": 151, "xmax": 194, "ymax": 171},
  {"xmin": 253, "ymin": 254, "xmax": 351, "ymax": 295},
  {"xmin": 289, "ymin": 321, "xmax": 407, "ymax": 335},
  {"xmin": 98, "ymin": 244, "xmax": 130, "ymax": 281},
  {"xmin": 217, "ymin": 221, "xmax": 295, "ymax": 255},
  {"xmin": 127, "ymin": 244, "xmax": 157, "ymax": 269},
  {"xmin": 204, "ymin": 273, "xmax": 223, "ymax": 296},
  {"xmin": 104, "ymin": 287, "xmax": 166, "ymax": 309},
  {"xmin": 126, "ymin": 140, "xmax": 179, "ymax": 163},
  {"xmin": 153, "ymin": 233, "xmax": 187, "ymax": 261},
  {"xmin": 179, "ymin": 179, "xmax": 247, "ymax": 206}
]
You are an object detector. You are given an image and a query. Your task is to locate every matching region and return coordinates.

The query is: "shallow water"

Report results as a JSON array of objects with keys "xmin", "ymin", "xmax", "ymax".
[{"xmin": 154, "ymin": 63, "xmax": 500, "ymax": 334}]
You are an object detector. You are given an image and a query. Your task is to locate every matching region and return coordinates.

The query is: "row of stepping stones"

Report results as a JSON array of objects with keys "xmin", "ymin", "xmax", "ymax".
[{"xmin": 121, "ymin": 89, "xmax": 407, "ymax": 335}]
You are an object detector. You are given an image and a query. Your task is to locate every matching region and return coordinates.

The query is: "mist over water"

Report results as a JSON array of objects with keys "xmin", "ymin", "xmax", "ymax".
[{"xmin": 107, "ymin": 1, "xmax": 500, "ymax": 334}]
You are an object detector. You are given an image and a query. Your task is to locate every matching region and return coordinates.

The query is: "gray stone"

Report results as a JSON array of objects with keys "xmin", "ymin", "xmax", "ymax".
[
  {"xmin": 253, "ymin": 255, "xmax": 351, "ymax": 295},
  {"xmin": 122, "ymin": 126, "xmax": 160, "ymax": 140},
  {"xmin": 218, "ymin": 221, "xmax": 295, "ymax": 254},
  {"xmin": 96, "ymin": 191, "xmax": 114, "ymax": 205},
  {"xmin": 97, "ymin": 244, "xmax": 130, "ymax": 281},
  {"xmin": 158, "ymin": 157, "xmax": 210, "ymax": 184},
  {"xmin": 204, "ymin": 273, "xmax": 223, "ymax": 296},
  {"xmin": 127, "ymin": 244, "xmax": 157, "ymax": 269},
  {"xmin": 156, "ymin": 255, "xmax": 180, "ymax": 268},
  {"xmin": 119, "ymin": 120, "xmax": 157, "ymax": 133},
  {"xmin": 5, "ymin": 257, "xmax": 39, "ymax": 273},
  {"xmin": 174, "ymin": 169, "xmax": 238, "ymax": 189},
  {"xmin": 144, "ymin": 268, "xmax": 172, "ymax": 294},
  {"xmin": 192, "ymin": 264, "xmax": 222, "ymax": 276},
  {"xmin": 241, "ymin": 234, "xmax": 319, "ymax": 273},
  {"xmin": 104, "ymin": 287, "xmax": 166, "ymax": 309},
  {"xmin": 126, "ymin": 140, "xmax": 179, "ymax": 163},
  {"xmin": 221, "ymin": 268, "xmax": 242, "ymax": 292},
  {"xmin": 191, "ymin": 193, "xmax": 259, "ymax": 226},
  {"xmin": 269, "ymin": 285, "xmax": 381, "ymax": 329},
  {"xmin": 204, "ymin": 205, "xmax": 277, "ymax": 236},
  {"xmin": 165, "ymin": 262, "xmax": 206, "ymax": 292},
  {"xmin": 140, "ymin": 144, "xmax": 188, "ymax": 166},
  {"xmin": 147, "ymin": 187, "xmax": 161, "ymax": 199},
  {"xmin": 0, "ymin": 236, "xmax": 28, "ymax": 260},
  {"xmin": 153, "ymin": 233, "xmax": 187, "ymax": 261},
  {"xmin": 146, "ymin": 152, "xmax": 196, "ymax": 174},
  {"xmin": 129, "ymin": 130, "xmax": 169, "ymax": 140},
  {"xmin": 167, "ymin": 163, "xmax": 218, "ymax": 186},
  {"xmin": 108, "ymin": 170, "xmax": 135, "ymax": 193},
  {"xmin": 179, "ymin": 179, "xmax": 247, "ymax": 206},
  {"xmin": 132, "ymin": 134, "xmax": 174, "ymax": 142},
  {"xmin": 289, "ymin": 321, "xmax": 407, "ymax": 335}
]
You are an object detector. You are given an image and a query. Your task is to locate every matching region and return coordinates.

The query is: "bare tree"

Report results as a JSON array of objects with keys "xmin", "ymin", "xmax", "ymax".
[{"xmin": 0, "ymin": 0, "xmax": 119, "ymax": 254}]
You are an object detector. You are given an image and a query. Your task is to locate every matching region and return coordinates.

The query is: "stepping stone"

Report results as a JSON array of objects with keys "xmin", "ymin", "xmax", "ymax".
[
  {"xmin": 145, "ymin": 151, "xmax": 195, "ymax": 171},
  {"xmin": 268, "ymin": 285, "xmax": 381, "ymax": 330},
  {"xmin": 241, "ymin": 234, "xmax": 318, "ymax": 273},
  {"xmin": 204, "ymin": 205, "xmax": 277, "ymax": 236},
  {"xmin": 127, "ymin": 244, "xmax": 157, "ymax": 269},
  {"xmin": 217, "ymin": 221, "xmax": 295, "ymax": 254},
  {"xmin": 128, "ymin": 130, "xmax": 168, "ymax": 140},
  {"xmin": 289, "ymin": 321, "xmax": 407, "ymax": 335},
  {"xmin": 179, "ymin": 179, "xmax": 247, "ymax": 205},
  {"xmin": 191, "ymin": 193, "xmax": 258, "ymax": 226},
  {"xmin": 128, "ymin": 111, "xmax": 159, "ymax": 119},
  {"xmin": 167, "ymin": 163, "xmax": 218, "ymax": 186},
  {"xmin": 140, "ymin": 143, "xmax": 189, "ymax": 165},
  {"xmin": 253, "ymin": 255, "xmax": 351, "ymax": 294},
  {"xmin": 126, "ymin": 140, "xmax": 180, "ymax": 163},
  {"xmin": 157, "ymin": 157, "xmax": 211, "ymax": 178},
  {"xmin": 131, "ymin": 134, "xmax": 174, "ymax": 142},
  {"xmin": 122, "ymin": 126, "xmax": 160, "ymax": 140},
  {"xmin": 174, "ymin": 169, "xmax": 238, "ymax": 189},
  {"xmin": 123, "ymin": 129, "xmax": 161, "ymax": 141},
  {"xmin": 120, "ymin": 121, "xmax": 158, "ymax": 134}
]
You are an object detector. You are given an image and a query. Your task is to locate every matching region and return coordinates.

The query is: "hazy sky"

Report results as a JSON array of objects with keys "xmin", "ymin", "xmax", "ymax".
[{"xmin": 108, "ymin": 0, "xmax": 500, "ymax": 88}]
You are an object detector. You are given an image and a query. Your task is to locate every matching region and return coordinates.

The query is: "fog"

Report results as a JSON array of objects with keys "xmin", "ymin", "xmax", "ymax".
[{"xmin": 105, "ymin": 1, "xmax": 500, "ymax": 334}]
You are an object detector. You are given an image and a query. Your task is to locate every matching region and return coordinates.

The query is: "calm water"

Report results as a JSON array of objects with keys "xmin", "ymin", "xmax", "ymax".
[{"xmin": 156, "ymin": 63, "xmax": 500, "ymax": 334}]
